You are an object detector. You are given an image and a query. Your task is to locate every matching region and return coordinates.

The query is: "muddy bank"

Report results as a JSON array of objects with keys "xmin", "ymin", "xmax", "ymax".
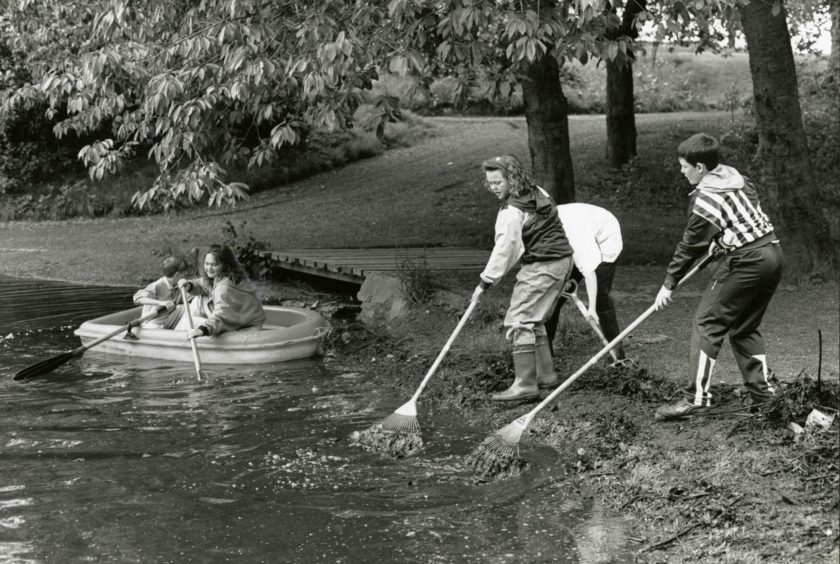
[{"xmin": 323, "ymin": 275, "xmax": 839, "ymax": 564}]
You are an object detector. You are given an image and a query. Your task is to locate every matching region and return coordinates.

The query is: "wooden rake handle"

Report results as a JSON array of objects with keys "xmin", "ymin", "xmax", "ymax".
[
  {"xmin": 410, "ymin": 296, "xmax": 480, "ymax": 402},
  {"xmin": 525, "ymin": 253, "xmax": 717, "ymax": 422}
]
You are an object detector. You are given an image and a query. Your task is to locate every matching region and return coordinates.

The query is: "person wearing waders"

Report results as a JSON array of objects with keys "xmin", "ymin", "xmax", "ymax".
[
  {"xmin": 653, "ymin": 133, "xmax": 784, "ymax": 421},
  {"xmin": 472, "ymin": 154, "xmax": 574, "ymax": 401}
]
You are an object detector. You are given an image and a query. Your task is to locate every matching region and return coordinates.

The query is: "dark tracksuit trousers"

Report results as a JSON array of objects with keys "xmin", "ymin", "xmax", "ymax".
[
  {"xmin": 545, "ymin": 262, "xmax": 625, "ymax": 359},
  {"xmin": 687, "ymin": 240, "xmax": 784, "ymax": 406}
]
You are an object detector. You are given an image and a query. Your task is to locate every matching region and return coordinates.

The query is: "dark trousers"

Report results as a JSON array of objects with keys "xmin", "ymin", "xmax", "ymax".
[
  {"xmin": 545, "ymin": 262, "xmax": 625, "ymax": 359},
  {"xmin": 685, "ymin": 242, "xmax": 784, "ymax": 406}
]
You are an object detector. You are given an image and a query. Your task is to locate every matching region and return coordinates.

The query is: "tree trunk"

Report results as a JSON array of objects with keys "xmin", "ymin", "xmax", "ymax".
[
  {"xmin": 606, "ymin": 61, "xmax": 637, "ymax": 166},
  {"xmin": 739, "ymin": 0, "xmax": 834, "ymax": 269},
  {"xmin": 605, "ymin": 0, "xmax": 644, "ymax": 167},
  {"xmin": 727, "ymin": 18, "xmax": 737, "ymax": 49},
  {"xmin": 521, "ymin": 53, "xmax": 575, "ymax": 204},
  {"xmin": 832, "ymin": 0, "xmax": 840, "ymax": 90}
]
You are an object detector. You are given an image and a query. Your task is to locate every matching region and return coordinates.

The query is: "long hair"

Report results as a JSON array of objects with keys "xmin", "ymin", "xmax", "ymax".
[
  {"xmin": 482, "ymin": 154, "xmax": 535, "ymax": 198},
  {"xmin": 201, "ymin": 244, "xmax": 247, "ymax": 286}
]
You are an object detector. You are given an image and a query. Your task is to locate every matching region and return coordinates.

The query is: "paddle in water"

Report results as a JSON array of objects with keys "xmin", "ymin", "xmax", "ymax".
[{"xmin": 13, "ymin": 305, "xmax": 169, "ymax": 381}]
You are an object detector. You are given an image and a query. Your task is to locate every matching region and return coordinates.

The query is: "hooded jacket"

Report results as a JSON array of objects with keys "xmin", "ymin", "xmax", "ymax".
[
  {"xmin": 188, "ymin": 276, "xmax": 266, "ymax": 336},
  {"xmin": 664, "ymin": 165, "xmax": 775, "ymax": 288},
  {"xmin": 480, "ymin": 186, "xmax": 573, "ymax": 284}
]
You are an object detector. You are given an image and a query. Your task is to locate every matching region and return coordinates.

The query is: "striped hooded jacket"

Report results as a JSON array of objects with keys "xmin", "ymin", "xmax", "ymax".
[{"xmin": 664, "ymin": 165, "xmax": 775, "ymax": 289}]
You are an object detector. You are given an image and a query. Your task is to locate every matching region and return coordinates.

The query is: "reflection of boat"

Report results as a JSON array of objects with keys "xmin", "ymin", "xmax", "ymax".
[{"xmin": 74, "ymin": 306, "xmax": 331, "ymax": 364}]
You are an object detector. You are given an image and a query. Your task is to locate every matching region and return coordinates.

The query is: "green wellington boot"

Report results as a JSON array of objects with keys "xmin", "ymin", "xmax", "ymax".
[
  {"xmin": 492, "ymin": 347, "xmax": 540, "ymax": 401},
  {"xmin": 535, "ymin": 334, "xmax": 558, "ymax": 389}
]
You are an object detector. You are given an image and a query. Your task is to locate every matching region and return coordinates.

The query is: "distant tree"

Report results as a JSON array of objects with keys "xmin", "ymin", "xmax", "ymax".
[
  {"xmin": 833, "ymin": 1, "xmax": 840, "ymax": 86},
  {"xmin": 605, "ymin": 0, "xmax": 645, "ymax": 167},
  {"xmin": 0, "ymin": 1, "xmax": 384, "ymax": 209}
]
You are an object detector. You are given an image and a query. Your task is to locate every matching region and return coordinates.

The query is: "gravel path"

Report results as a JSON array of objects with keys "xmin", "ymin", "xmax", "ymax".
[{"xmin": 0, "ymin": 112, "xmax": 724, "ymax": 287}]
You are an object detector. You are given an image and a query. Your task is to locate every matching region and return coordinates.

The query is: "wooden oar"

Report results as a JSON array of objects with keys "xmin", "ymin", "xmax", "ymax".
[
  {"xmin": 180, "ymin": 285, "xmax": 203, "ymax": 381},
  {"xmin": 13, "ymin": 305, "xmax": 168, "ymax": 381}
]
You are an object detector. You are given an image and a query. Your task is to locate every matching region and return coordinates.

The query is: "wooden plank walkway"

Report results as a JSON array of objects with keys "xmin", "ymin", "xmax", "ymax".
[{"xmin": 265, "ymin": 247, "xmax": 490, "ymax": 284}]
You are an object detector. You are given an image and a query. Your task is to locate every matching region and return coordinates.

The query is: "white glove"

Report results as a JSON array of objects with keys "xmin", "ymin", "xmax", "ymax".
[{"xmin": 654, "ymin": 286, "xmax": 673, "ymax": 311}]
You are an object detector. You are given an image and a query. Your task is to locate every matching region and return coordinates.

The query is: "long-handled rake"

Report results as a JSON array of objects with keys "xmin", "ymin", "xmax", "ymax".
[
  {"xmin": 355, "ymin": 296, "xmax": 481, "ymax": 456},
  {"xmin": 561, "ymin": 279, "xmax": 620, "ymax": 363},
  {"xmin": 472, "ymin": 253, "xmax": 716, "ymax": 465}
]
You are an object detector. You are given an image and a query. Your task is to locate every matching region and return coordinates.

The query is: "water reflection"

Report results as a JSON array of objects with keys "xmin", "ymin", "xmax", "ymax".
[{"xmin": 0, "ymin": 275, "xmax": 627, "ymax": 563}]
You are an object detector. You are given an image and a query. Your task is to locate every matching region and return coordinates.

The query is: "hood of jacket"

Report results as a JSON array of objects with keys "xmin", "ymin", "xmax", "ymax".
[{"xmin": 697, "ymin": 164, "xmax": 744, "ymax": 193}]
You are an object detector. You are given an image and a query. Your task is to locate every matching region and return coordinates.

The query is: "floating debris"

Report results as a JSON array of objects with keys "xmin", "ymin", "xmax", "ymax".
[
  {"xmin": 350, "ymin": 424, "xmax": 424, "ymax": 459},
  {"xmin": 464, "ymin": 442, "xmax": 528, "ymax": 484}
]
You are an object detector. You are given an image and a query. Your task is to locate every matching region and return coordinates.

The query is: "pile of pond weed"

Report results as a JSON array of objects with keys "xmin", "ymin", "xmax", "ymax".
[
  {"xmin": 762, "ymin": 371, "xmax": 840, "ymax": 425},
  {"xmin": 570, "ymin": 362, "xmax": 680, "ymax": 401},
  {"xmin": 351, "ymin": 423, "xmax": 425, "ymax": 459},
  {"xmin": 763, "ymin": 372, "xmax": 839, "ymax": 476},
  {"xmin": 421, "ymin": 355, "xmax": 514, "ymax": 409}
]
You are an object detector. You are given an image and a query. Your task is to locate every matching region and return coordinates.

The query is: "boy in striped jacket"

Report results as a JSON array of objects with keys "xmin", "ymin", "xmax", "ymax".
[{"xmin": 653, "ymin": 133, "xmax": 784, "ymax": 421}]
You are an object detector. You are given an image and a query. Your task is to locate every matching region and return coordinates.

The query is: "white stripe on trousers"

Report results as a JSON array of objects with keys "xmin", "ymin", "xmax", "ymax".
[
  {"xmin": 693, "ymin": 350, "xmax": 715, "ymax": 406},
  {"xmin": 753, "ymin": 354, "xmax": 774, "ymax": 393}
]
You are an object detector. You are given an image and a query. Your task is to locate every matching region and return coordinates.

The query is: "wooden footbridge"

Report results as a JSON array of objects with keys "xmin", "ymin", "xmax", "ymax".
[{"xmin": 265, "ymin": 247, "xmax": 491, "ymax": 284}]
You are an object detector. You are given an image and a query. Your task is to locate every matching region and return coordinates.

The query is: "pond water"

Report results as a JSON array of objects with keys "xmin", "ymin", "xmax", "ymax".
[{"xmin": 0, "ymin": 275, "xmax": 628, "ymax": 563}]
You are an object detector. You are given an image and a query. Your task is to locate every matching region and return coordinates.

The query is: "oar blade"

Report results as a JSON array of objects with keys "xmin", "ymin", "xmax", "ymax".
[{"xmin": 13, "ymin": 352, "xmax": 76, "ymax": 381}]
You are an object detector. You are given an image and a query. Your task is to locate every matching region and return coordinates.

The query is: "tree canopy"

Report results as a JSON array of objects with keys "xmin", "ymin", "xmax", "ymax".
[
  {"xmin": 0, "ymin": 0, "xmax": 642, "ymax": 209},
  {"xmin": 1, "ymin": 0, "xmax": 834, "ymax": 263}
]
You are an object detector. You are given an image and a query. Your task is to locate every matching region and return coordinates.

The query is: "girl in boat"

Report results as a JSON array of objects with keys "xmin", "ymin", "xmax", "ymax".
[{"xmin": 176, "ymin": 245, "xmax": 267, "ymax": 338}]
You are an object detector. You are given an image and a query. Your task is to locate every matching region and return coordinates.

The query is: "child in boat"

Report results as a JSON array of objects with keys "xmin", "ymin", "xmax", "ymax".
[
  {"xmin": 473, "ymin": 154, "xmax": 574, "ymax": 401},
  {"xmin": 176, "ymin": 244, "xmax": 266, "ymax": 338},
  {"xmin": 133, "ymin": 256, "xmax": 186, "ymax": 329}
]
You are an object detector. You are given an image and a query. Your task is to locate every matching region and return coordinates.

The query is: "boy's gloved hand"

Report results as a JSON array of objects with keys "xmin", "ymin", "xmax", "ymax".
[{"xmin": 654, "ymin": 286, "xmax": 673, "ymax": 311}]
